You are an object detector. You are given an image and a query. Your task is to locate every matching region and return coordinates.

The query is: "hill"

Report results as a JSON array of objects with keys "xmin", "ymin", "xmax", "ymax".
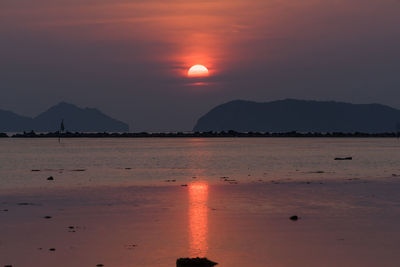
[
  {"xmin": 0, "ymin": 102, "xmax": 129, "ymax": 132},
  {"xmin": 193, "ymin": 99, "xmax": 400, "ymax": 133},
  {"xmin": 0, "ymin": 109, "xmax": 33, "ymax": 132}
]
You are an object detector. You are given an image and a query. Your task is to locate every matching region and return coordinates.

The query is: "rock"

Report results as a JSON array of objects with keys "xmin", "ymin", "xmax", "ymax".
[
  {"xmin": 290, "ymin": 215, "xmax": 299, "ymax": 221},
  {"xmin": 334, "ymin": 157, "xmax": 352, "ymax": 160},
  {"xmin": 176, "ymin": 257, "xmax": 218, "ymax": 267},
  {"xmin": 49, "ymin": 248, "xmax": 56, "ymax": 251},
  {"xmin": 47, "ymin": 176, "xmax": 54, "ymax": 181},
  {"xmin": 17, "ymin": 202, "xmax": 35, "ymax": 206},
  {"xmin": 181, "ymin": 184, "xmax": 188, "ymax": 187},
  {"xmin": 124, "ymin": 244, "xmax": 137, "ymax": 249},
  {"xmin": 96, "ymin": 264, "xmax": 104, "ymax": 267},
  {"xmin": 43, "ymin": 216, "xmax": 52, "ymax": 219},
  {"xmin": 31, "ymin": 169, "xmax": 41, "ymax": 172}
]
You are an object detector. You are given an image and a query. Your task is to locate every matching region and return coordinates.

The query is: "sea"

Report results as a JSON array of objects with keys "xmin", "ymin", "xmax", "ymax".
[{"xmin": 0, "ymin": 137, "xmax": 399, "ymax": 189}]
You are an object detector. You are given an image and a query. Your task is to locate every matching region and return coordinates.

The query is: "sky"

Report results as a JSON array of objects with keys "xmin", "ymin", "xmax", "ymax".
[{"xmin": 1, "ymin": 0, "xmax": 400, "ymax": 131}]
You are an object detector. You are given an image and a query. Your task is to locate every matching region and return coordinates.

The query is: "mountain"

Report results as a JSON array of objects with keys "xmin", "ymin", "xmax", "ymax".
[
  {"xmin": 193, "ymin": 99, "xmax": 400, "ymax": 133},
  {"xmin": 0, "ymin": 102, "xmax": 129, "ymax": 132},
  {"xmin": 0, "ymin": 109, "xmax": 33, "ymax": 132}
]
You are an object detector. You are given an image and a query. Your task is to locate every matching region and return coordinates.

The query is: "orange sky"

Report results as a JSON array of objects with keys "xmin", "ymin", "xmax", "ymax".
[{"xmin": 1, "ymin": 0, "xmax": 400, "ymax": 131}]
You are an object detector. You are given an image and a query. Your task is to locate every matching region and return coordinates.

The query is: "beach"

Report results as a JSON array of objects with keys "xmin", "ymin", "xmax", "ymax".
[{"xmin": 1, "ymin": 138, "xmax": 400, "ymax": 266}]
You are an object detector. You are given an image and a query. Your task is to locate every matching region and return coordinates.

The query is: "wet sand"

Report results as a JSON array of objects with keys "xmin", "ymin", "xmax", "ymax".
[{"xmin": 1, "ymin": 177, "xmax": 400, "ymax": 267}]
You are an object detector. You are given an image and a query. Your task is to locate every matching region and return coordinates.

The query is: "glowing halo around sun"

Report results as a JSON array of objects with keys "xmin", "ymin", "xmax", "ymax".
[{"xmin": 188, "ymin": 65, "xmax": 209, "ymax": 77}]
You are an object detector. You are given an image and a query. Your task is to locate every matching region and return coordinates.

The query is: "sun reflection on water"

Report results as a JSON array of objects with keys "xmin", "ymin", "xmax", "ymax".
[{"xmin": 188, "ymin": 182, "xmax": 209, "ymax": 258}]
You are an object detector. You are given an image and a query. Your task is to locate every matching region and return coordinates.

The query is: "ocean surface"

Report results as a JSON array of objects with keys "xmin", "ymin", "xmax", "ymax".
[
  {"xmin": 1, "ymin": 138, "xmax": 399, "ymax": 189},
  {"xmin": 1, "ymin": 138, "xmax": 400, "ymax": 267}
]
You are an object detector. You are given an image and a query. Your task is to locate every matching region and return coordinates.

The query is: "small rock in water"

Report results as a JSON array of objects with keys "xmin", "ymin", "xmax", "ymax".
[
  {"xmin": 124, "ymin": 244, "xmax": 137, "ymax": 249},
  {"xmin": 4, "ymin": 265, "xmax": 13, "ymax": 267},
  {"xmin": 17, "ymin": 202, "xmax": 35, "ymax": 206},
  {"xmin": 290, "ymin": 215, "xmax": 299, "ymax": 221},
  {"xmin": 43, "ymin": 216, "xmax": 52, "ymax": 219},
  {"xmin": 96, "ymin": 264, "xmax": 104, "ymax": 267},
  {"xmin": 334, "ymin": 157, "xmax": 352, "ymax": 160},
  {"xmin": 176, "ymin": 257, "xmax": 218, "ymax": 267},
  {"xmin": 49, "ymin": 248, "xmax": 56, "ymax": 251},
  {"xmin": 31, "ymin": 169, "xmax": 41, "ymax": 172},
  {"xmin": 181, "ymin": 184, "xmax": 188, "ymax": 187},
  {"xmin": 47, "ymin": 176, "xmax": 54, "ymax": 181}
]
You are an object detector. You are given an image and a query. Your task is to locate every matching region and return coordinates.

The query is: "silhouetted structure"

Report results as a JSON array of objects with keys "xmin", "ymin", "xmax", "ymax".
[{"xmin": 58, "ymin": 119, "xmax": 65, "ymax": 143}]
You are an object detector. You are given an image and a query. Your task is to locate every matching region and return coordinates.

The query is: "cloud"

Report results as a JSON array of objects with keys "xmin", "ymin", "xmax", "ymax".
[{"xmin": 1, "ymin": 0, "xmax": 400, "ymax": 131}]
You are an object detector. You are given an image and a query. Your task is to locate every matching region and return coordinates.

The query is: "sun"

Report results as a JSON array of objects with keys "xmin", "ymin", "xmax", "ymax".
[{"xmin": 188, "ymin": 65, "xmax": 209, "ymax": 77}]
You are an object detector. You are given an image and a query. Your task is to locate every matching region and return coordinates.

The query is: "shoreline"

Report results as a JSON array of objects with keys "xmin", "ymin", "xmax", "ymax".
[{"xmin": 1, "ymin": 131, "xmax": 399, "ymax": 138}]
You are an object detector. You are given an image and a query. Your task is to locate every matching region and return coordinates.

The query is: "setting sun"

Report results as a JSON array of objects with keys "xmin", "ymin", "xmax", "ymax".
[{"xmin": 188, "ymin": 65, "xmax": 209, "ymax": 77}]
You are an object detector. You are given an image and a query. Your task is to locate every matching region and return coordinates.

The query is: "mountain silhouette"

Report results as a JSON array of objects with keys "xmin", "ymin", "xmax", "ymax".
[
  {"xmin": 0, "ymin": 109, "xmax": 33, "ymax": 131},
  {"xmin": 193, "ymin": 99, "xmax": 400, "ymax": 133},
  {"xmin": 0, "ymin": 102, "xmax": 129, "ymax": 132}
]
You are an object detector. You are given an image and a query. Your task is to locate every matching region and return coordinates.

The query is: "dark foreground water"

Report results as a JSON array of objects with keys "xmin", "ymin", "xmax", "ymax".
[{"xmin": 0, "ymin": 138, "xmax": 400, "ymax": 266}]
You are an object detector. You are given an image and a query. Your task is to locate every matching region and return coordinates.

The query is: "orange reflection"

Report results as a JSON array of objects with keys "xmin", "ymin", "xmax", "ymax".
[{"xmin": 188, "ymin": 182, "xmax": 209, "ymax": 258}]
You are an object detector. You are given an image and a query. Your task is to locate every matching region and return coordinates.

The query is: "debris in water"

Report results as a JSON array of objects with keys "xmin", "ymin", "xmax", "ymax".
[{"xmin": 176, "ymin": 257, "xmax": 218, "ymax": 267}]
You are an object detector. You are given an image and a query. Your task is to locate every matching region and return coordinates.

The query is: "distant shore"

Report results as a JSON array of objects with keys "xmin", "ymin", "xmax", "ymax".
[{"xmin": 1, "ymin": 131, "xmax": 399, "ymax": 138}]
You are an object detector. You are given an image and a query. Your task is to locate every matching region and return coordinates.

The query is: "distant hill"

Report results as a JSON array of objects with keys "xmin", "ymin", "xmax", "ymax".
[
  {"xmin": 0, "ymin": 109, "xmax": 33, "ymax": 131},
  {"xmin": 0, "ymin": 102, "xmax": 129, "ymax": 132},
  {"xmin": 193, "ymin": 99, "xmax": 400, "ymax": 133}
]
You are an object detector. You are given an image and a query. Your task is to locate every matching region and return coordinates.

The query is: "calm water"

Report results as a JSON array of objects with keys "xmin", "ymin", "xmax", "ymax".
[
  {"xmin": 0, "ymin": 138, "xmax": 399, "ymax": 189},
  {"xmin": 1, "ymin": 138, "xmax": 400, "ymax": 266}
]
